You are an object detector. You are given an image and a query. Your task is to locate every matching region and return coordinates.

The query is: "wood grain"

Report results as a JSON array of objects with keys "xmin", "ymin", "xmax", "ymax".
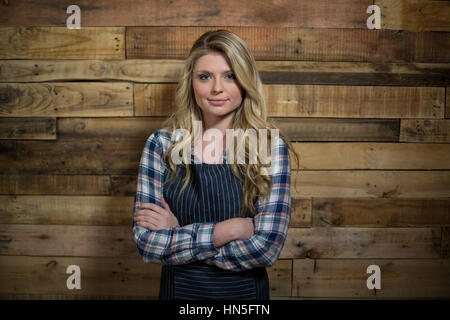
[
  {"xmin": 376, "ymin": 0, "xmax": 450, "ymax": 32},
  {"xmin": 313, "ymin": 198, "xmax": 450, "ymax": 227},
  {"xmin": 0, "ymin": 83, "xmax": 133, "ymax": 117},
  {"xmin": 292, "ymin": 259, "xmax": 450, "ymax": 298},
  {"xmin": 0, "ymin": 0, "xmax": 371, "ymax": 28},
  {"xmin": 127, "ymin": 27, "xmax": 450, "ymax": 63},
  {"xmin": 400, "ymin": 119, "xmax": 450, "ymax": 143},
  {"xmin": 282, "ymin": 227, "xmax": 440, "ymax": 259},
  {"xmin": 0, "ymin": 27, "xmax": 124, "ymax": 59},
  {"xmin": 0, "ymin": 174, "xmax": 110, "ymax": 195},
  {"xmin": 291, "ymin": 171, "xmax": 450, "ymax": 198},
  {"xmin": 0, "ymin": 118, "xmax": 56, "ymax": 140},
  {"xmin": 0, "ymin": 196, "xmax": 134, "ymax": 226}
]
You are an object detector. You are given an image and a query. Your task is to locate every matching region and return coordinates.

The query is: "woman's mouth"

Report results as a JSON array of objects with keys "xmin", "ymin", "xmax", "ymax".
[{"xmin": 208, "ymin": 99, "xmax": 227, "ymax": 106}]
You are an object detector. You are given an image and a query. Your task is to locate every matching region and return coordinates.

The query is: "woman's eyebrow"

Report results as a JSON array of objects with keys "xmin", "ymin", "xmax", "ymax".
[{"xmin": 195, "ymin": 69, "xmax": 233, "ymax": 73}]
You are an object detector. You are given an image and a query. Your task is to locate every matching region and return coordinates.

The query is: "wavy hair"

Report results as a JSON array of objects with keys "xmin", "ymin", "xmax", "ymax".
[{"xmin": 161, "ymin": 29, "xmax": 300, "ymax": 217}]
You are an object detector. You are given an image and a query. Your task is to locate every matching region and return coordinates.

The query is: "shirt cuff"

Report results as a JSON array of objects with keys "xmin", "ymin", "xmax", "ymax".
[{"xmin": 195, "ymin": 223, "xmax": 219, "ymax": 259}]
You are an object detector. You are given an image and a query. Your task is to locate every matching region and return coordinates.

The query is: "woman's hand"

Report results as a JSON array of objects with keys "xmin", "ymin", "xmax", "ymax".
[
  {"xmin": 134, "ymin": 197, "xmax": 180, "ymax": 230},
  {"xmin": 213, "ymin": 217, "xmax": 254, "ymax": 248}
]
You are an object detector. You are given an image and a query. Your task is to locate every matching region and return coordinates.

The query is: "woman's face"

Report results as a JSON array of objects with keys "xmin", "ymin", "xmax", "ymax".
[{"xmin": 192, "ymin": 52, "xmax": 244, "ymax": 125}]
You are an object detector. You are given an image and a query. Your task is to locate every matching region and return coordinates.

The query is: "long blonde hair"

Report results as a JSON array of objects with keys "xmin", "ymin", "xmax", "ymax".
[{"xmin": 161, "ymin": 29, "xmax": 300, "ymax": 217}]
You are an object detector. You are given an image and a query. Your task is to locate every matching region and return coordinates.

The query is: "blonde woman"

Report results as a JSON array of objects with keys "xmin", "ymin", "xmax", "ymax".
[{"xmin": 133, "ymin": 29, "xmax": 299, "ymax": 300}]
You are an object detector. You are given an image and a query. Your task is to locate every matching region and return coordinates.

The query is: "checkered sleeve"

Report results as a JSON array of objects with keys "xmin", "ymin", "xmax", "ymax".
[
  {"xmin": 132, "ymin": 130, "xmax": 219, "ymax": 264},
  {"xmin": 204, "ymin": 135, "xmax": 291, "ymax": 271}
]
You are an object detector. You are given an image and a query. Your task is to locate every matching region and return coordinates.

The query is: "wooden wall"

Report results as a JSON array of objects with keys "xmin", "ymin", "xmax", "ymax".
[{"xmin": 0, "ymin": 0, "xmax": 449, "ymax": 299}]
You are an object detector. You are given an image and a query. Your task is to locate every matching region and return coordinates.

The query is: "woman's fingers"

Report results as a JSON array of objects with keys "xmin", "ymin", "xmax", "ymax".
[{"xmin": 138, "ymin": 202, "xmax": 166, "ymax": 216}]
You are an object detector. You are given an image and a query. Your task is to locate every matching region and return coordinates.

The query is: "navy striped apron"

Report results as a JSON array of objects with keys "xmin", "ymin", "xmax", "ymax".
[{"xmin": 159, "ymin": 159, "xmax": 270, "ymax": 300}]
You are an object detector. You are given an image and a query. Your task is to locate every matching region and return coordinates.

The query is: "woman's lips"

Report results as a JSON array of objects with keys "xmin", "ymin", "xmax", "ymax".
[{"xmin": 208, "ymin": 99, "xmax": 227, "ymax": 106}]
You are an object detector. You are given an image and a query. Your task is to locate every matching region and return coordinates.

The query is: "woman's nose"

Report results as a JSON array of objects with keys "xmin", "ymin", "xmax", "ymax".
[{"xmin": 212, "ymin": 78, "xmax": 224, "ymax": 93}]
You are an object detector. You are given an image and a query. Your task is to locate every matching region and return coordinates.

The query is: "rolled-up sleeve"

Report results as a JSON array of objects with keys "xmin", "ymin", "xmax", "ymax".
[
  {"xmin": 204, "ymin": 136, "xmax": 291, "ymax": 271},
  {"xmin": 132, "ymin": 130, "xmax": 219, "ymax": 264}
]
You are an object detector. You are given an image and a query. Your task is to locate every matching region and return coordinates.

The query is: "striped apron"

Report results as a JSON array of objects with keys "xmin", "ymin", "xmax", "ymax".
[{"xmin": 159, "ymin": 159, "xmax": 270, "ymax": 300}]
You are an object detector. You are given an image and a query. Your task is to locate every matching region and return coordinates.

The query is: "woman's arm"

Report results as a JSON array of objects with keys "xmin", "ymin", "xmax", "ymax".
[
  {"xmin": 133, "ymin": 130, "xmax": 220, "ymax": 264},
  {"xmin": 203, "ymin": 136, "xmax": 291, "ymax": 271}
]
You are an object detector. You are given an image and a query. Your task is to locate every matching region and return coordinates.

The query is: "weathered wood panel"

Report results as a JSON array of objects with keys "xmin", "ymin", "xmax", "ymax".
[
  {"xmin": 0, "ymin": 225, "xmax": 440, "ymax": 259},
  {"xmin": 376, "ymin": 0, "xmax": 450, "ymax": 32},
  {"xmin": 0, "ymin": 256, "xmax": 290, "ymax": 298},
  {"xmin": 0, "ymin": 118, "xmax": 56, "ymax": 140},
  {"xmin": 2, "ymin": 60, "xmax": 449, "ymax": 87},
  {"xmin": 135, "ymin": 83, "xmax": 445, "ymax": 118},
  {"xmin": 0, "ymin": 175, "xmax": 110, "ymax": 195},
  {"xmin": 400, "ymin": 119, "xmax": 450, "ymax": 143},
  {"xmin": 0, "ymin": 139, "xmax": 142, "ymax": 174},
  {"xmin": 290, "ymin": 199, "xmax": 312, "ymax": 228},
  {"xmin": 0, "ymin": 0, "xmax": 370, "ymax": 28},
  {"xmin": 0, "ymin": 256, "xmax": 161, "ymax": 297},
  {"xmin": 282, "ymin": 227, "xmax": 440, "ymax": 259},
  {"xmin": 442, "ymin": 227, "xmax": 449, "ymax": 258},
  {"xmin": 313, "ymin": 198, "xmax": 450, "ymax": 227},
  {"xmin": 446, "ymin": 87, "xmax": 449, "ymax": 118},
  {"xmin": 292, "ymin": 171, "xmax": 450, "ymax": 198},
  {"xmin": 0, "ymin": 83, "xmax": 133, "ymax": 117},
  {"xmin": 0, "ymin": 196, "xmax": 134, "ymax": 226},
  {"xmin": 272, "ymin": 118, "xmax": 399, "ymax": 142},
  {"xmin": 292, "ymin": 259, "xmax": 450, "ymax": 298},
  {"xmin": 127, "ymin": 27, "xmax": 450, "ymax": 63},
  {"xmin": 0, "ymin": 27, "xmax": 125, "ymax": 59},
  {"xmin": 292, "ymin": 143, "xmax": 450, "ymax": 170}
]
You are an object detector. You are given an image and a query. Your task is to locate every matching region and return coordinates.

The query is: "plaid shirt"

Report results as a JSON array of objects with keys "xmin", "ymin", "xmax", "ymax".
[{"xmin": 132, "ymin": 128, "xmax": 291, "ymax": 271}]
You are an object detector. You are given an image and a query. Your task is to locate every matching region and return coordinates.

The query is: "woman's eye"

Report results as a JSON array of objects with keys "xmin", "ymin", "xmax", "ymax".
[{"xmin": 198, "ymin": 74, "xmax": 236, "ymax": 80}]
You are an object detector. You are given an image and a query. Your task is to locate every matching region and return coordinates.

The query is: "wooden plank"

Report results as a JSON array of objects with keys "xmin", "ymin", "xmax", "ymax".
[
  {"xmin": 0, "ymin": 0, "xmax": 371, "ymax": 28},
  {"xmin": 400, "ymin": 119, "xmax": 450, "ymax": 143},
  {"xmin": 0, "ymin": 139, "xmax": 142, "ymax": 174},
  {"xmin": 446, "ymin": 87, "xmax": 449, "ymax": 118},
  {"xmin": 291, "ymin": 171, "xmax": 450, "ymax": 198},
  {"xmin": 292, "ymin": 259, "xmax": 450, "ymax": 298},
  {"xmin": 0, "ymin": 27, "xmax": 124, "ymax": 59},
  {"xmin": 0, "ymin": 256, "xmax": 161, "ymax": 297},
  {"xmin": 282, "ymin": 227, "xmax": 440, "ymax": 259},
  {"xmin": 127, "ymin": 27, "xmax": 450, "ymax": 63},
  {"xmin": 0, "ymin": 224, "xmax": 137, "ymax": 257},
  {"xmin": 57, "ymin": 117, "xmax": 164, "ymax": 140},
  {"xmin": 442, "ymin": 227, "xmax": 450, "ymax": 258},
  {"xmin": 0, "ymin": 118, "xmax": 56, "ymax": 140},
  {"xmin": 313, "ymin": 198, "xmax": 450, "ymax": 227},
  {"xmin": 292, "ymin": 142, "xmax": 450, "ymax": 170},
  {"xmin": 0, "ymin": 175, "xmax": 110, "ymax": 195},
  {"xmin": 272, "ymin": 118, "xmax": 399, "ymax": 142},
  {"xmin": 0, "ymin": 196, "xmax": 134, "ymax": 226},
  {"xmin": 265, "ymin": 85, "xmax": 445, "ymax": 118},
  {"xmin": 0, "ymin": 59, "xmax": 185, "ymax": 83},
  {"xmin": 376, "ymin": 0, "xmax": 450, "ymax": 32},
  {"xmin": 290, "ymin": 199, "xmax": 312, "ymax": 228},
  {"xmin": 0, "ymin": 256, "xmax": 290, "ymax": 298},
  {"xmin": 258, "ymin": 61, "xmax": 450, "ymax": 86},
  {"xmin": 135, "ymin": 84, "xmax": 445, "ymax": 119},
  {"xmin": 2, "ymin": 60, "xmax": 449, "ymax": 87},
  {"xmin": 0, "ymin": 225, "xmax": 440, "ymax": 259},
  {"xmin": 0, "ymin": 83, "xmax": 133, "ymax": 117},
  {"xmin": 267, "ymin": 259, "xmax": 292, "ymax": 297}
]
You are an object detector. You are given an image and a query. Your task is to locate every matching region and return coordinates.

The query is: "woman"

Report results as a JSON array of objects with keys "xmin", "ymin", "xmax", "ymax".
[{"xmin": 132, "ymin": 29, "xmax": 300, "ymax": 300}]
